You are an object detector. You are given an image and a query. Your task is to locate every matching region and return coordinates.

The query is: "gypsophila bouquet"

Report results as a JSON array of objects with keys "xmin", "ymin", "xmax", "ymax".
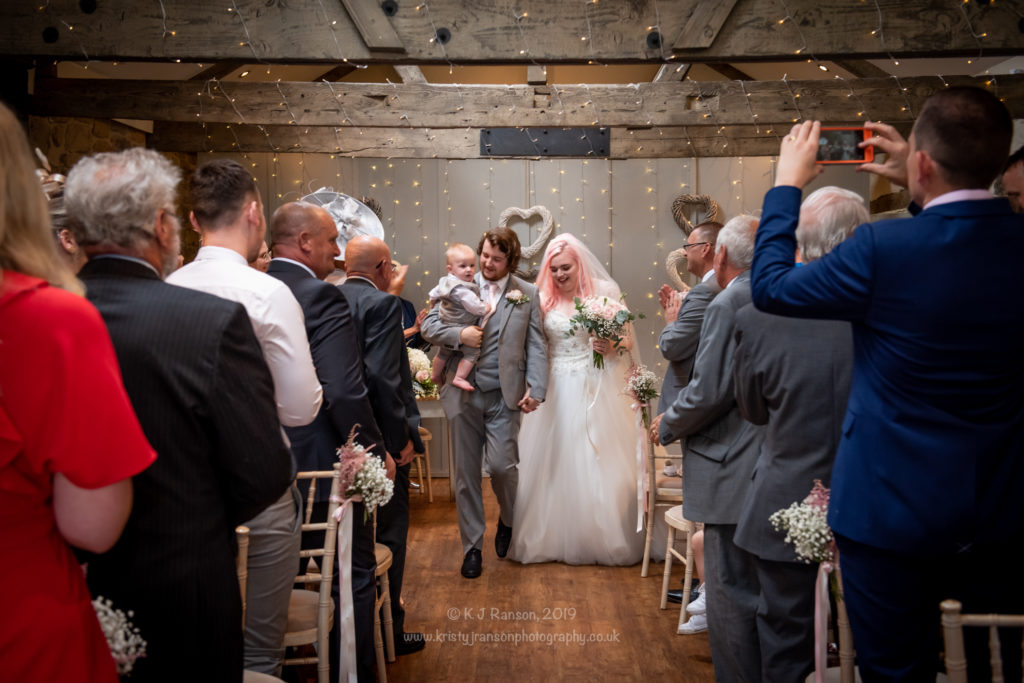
[
  {"xmin": 566, "ymin": 295, "xmax": 644, "ymax": 369},
  {"xmin": 623, "ymin": 364, "xmax": 660, "ymax": 429},
  {"xmin": 337, "ymin": 426, "xmax": 394, "ymax": 522},
  {"xmin": 92, "ymin": 596, "xmax": 146, "ymax": 676},
  {"xmin": 768, "ymin": 480, "xmax": 835, "ymax": 564},
  {"xmin": 407, "ymin": 347, "xmax": 438, "ymax": 399}
]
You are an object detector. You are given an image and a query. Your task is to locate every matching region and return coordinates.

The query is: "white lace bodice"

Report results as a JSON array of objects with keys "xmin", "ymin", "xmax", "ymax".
[{"xmin": 544, "ymin": 309, "xmax": 593, "ymax": 374}]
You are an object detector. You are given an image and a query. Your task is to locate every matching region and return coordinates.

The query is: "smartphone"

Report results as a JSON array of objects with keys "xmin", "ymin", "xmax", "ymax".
[{"xmin": 816, "ymin": 127, "xmax": 874, "ymax": 164}]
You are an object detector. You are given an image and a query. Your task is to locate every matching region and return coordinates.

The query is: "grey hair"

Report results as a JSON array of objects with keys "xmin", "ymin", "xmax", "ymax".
[
  {"xmin": 796, "ymin": 187, "xmax": 868, "ymax": 262},
  {"xmin": 65, "ymin": 147, "xmax": 181, "ymax": 251},
  {"xmin": 715, "ymin": 214, "xmax": 759, "ymax": 269}
]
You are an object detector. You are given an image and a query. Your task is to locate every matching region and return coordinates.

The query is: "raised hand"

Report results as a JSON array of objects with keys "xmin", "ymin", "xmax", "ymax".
[
  {"xmin": 857, "ymin": 120, "xmax": 909, "ymax": 189},
  {"xmin": 775, "ymin": 120, "xmax": 825, "ymax": 189}
]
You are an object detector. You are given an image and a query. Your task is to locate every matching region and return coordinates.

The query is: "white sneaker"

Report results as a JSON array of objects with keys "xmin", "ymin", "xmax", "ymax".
[
  {"xmin": 677, "ymin": 613, "xmax": 708, "ymax": 635},
  {"xmin": 686, "ymin": 583, "xmax": 706, "ymax": 615}
]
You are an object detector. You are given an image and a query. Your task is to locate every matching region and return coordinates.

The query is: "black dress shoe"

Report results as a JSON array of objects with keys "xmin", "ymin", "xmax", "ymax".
[
  {"xmin": 495, "ymin": 519, "xmax": 512, "ymax": 558},
  {"xmin": 461, "ymin": 548, "xmax": 482, "ymax": 578},
  {"xmin": 394, "ymin": 632, "xmax": 426, "ymax": 656},
  {"xmin": 666, "ymin": 589, "xmax": 684, "ymax": 604}
]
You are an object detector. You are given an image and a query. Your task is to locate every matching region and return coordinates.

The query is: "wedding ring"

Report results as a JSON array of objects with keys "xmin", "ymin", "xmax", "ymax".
[{"xmin": 788, "ymin": 136, "xmax": 795, "ymax": 141}]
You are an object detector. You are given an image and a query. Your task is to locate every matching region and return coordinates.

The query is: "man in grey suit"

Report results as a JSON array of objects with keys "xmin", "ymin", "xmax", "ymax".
[
  {"xmin": 420, "ymin": 226, "xmax": 548, "ymax": 579},
  {"xmin": 657, "ymin": 221, "xmax": 722, "ymax": 413},
  {"xmin": 731, "ymin": 187, "xmax": 865, "ymax": 682},
  {"xmin": 651, "ymin": 215, "xmax": 764, "ymax": 682}
]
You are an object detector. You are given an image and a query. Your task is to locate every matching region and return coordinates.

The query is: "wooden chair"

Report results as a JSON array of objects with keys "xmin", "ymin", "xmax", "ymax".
[
  {"xmin": 941, "ymin": 599, "xmax": 1024, "ymax": 682},
  {"xmin": 804, "ymin": 563, "xmax": 861, "ymax": 683},
  {"xmin": 642, "ymin": 437, "xmax": 683, "ymax": 577},
  {"xmin": 372, "ymin": 509, "xmax": 396, "ymax": 683},
  {"xmin": 660, "ymin": 505, "xmax": 695, "ymax": 633},
  {"xmin": 412, "ymin": 426, "xmax": 434, "ymax": 503},
  {"xmin": 282, "ymin": 465, "xmax": 341, "ymax": 683},
  {"xmin": 237, "ymin": 526, "xmax": 287, "ymax": 683}
]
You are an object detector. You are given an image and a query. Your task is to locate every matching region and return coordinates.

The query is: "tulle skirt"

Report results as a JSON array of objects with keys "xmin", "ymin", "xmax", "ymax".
[{"xmin": 511, "ymin": 354, "xmax": 645, "ymax": 565}]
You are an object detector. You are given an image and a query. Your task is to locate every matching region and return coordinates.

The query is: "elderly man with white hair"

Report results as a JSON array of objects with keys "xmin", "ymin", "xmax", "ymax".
[
  {"xmin": 651, "ymin": 215, "xmax": 765, "ymax": 680},
  {"xmin": 731, "ymin": 186, "xmax": 867, "ymax": 682}
]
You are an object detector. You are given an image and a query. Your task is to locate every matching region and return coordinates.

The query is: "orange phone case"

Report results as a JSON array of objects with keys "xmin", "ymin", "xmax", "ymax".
[{"xmin": 816, "ymin": 127, "xmax": 874, "ymax": 164}]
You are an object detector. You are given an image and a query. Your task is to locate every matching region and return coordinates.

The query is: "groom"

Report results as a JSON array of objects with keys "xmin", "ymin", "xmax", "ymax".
[{"xmin": 421, "ymin": 226, "xmax": 548, "ymax": 578}]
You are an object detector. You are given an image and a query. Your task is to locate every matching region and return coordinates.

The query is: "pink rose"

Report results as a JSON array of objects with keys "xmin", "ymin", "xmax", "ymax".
[{"xmin": 415, "ymin": 370, "xmax": 430, "ymax": 383}]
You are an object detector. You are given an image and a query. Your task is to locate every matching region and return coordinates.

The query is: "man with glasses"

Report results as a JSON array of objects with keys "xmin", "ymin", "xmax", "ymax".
[
  {"xmin": 340, "ymin": 235, "xmax": 427, "ymax": 659},
  {"xmin": 658, "ymin": 221, "xmax": 723, "ymax": 420}
]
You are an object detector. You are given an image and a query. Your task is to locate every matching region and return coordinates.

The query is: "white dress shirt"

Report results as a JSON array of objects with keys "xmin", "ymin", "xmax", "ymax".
[{"xmin": 168, "ymin": 246, "xmax": 323, "ymax": 427}]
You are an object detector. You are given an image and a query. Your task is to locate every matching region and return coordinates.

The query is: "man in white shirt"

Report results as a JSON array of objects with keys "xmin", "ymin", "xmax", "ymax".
[{"xmin": 167, "ymin": 159, "xmax": 322, "ymax": 676}]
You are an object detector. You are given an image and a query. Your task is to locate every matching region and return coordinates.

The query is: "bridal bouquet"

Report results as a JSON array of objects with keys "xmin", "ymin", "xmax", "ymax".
[
  {"xmin": 336, "ymin": 426, "xmax": 394, "ymax": 522},
  {"xmin": 768, "ymin": 479, "xmax": 835, "ymax": 564},
  {"xmin": 407, "ymin": 347, "xmax": 438, "ymax": 399},
  {"xmin": 92, "ymin": 596, "xmax": 146, "ymax": 675},
  {"xmin": 623, "ymin": 364, "xmax": 659, "ymax": 429},
  {"xmin": 567, "ymin": 295, "xmax": 643, "ymax": 369}
]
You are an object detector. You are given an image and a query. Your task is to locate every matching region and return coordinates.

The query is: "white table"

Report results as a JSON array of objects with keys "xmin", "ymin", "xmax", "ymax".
[{"xmin": 416, "ymin": 398, "xmax": 455, "ymax": 501}]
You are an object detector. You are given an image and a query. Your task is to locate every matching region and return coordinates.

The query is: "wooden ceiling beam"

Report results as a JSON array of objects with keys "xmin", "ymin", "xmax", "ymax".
[
  {"xmin": 314, "ymin": 65, "xmax": 357, "ymax": 82},
  {"xmin": 653, "ymin": 63, "xmax": 691, "ymax": 82},
  {"xmin": 3, "ymin": 1, "xmax": 1021, "ymax": 63},
  {"xmin": 394, "ymin": 65, "xmax": 427, "ymax": 84},
  {"xmin": 706, "ymin": 63, "xmax": 753, "ymax": 81},
  {"xmin": 189, "ymin": 61, "xmax": 246, "ymax": 81},
  {"xmin": 34, "ymin": 75, "xmax": 1024, "ymax": 128},
  {"xmin": 832, "ymin": 59, "xmax": 892, "ymax": 79},
  {"xmin": 150, "ymin": 120, "xmax": 914, "ymax": 159}
]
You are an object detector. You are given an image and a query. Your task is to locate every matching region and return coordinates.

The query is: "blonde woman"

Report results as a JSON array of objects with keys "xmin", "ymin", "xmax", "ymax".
[{"xmin": 0, "ymin": 103, "xmax": 155, "ymax": 682}]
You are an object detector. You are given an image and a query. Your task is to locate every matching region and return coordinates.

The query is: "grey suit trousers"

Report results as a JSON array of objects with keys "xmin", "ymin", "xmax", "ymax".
[
  {"xmin": 754, "ymin": 556, "xmax": 817, "ymax": 682},
  {"xmin": 446, "ymin": 386, "xmax": 521, "ymax": 554},
  {"xmin": 705, "ymin": 524, "xmax": 762, "ymax": 683}
]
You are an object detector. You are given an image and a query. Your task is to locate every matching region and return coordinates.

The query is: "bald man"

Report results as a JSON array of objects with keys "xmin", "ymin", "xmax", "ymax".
[
  {"xmin": 340, "ymin": 236, "xmax": 427, "ymax": 657},
  {"xmin": 266, "ymin": 203, "xmax": 389, "ymax": 678}
]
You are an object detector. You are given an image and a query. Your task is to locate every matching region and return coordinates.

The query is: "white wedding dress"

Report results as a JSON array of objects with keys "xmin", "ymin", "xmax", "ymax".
[{"xmin": 510, "ymin": 306, "xmax": 646, "ymax": 565}]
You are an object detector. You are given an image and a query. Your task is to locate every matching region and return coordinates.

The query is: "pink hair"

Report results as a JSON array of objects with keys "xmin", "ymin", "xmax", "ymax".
[{"xmin": 536, "ymin": 235, "xmax": 596, "ymax": 313}]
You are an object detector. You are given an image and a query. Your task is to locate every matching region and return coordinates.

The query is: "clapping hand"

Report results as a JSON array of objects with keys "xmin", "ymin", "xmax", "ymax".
[
  {"xmin": 857, "ymin": 120, "xmax": 909, "ymax": 189},
  {"xmin": 657, "ymin": 284, "xmax": 676, "ymax": 310},
  {"xmin": 649, "ymin": 413, "xmax": 664, "ymax": 445}
]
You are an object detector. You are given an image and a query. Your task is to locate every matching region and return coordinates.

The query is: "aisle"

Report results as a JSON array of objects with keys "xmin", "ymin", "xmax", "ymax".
[{"xmin": 386, "ymin": 479, "xmax": 715, "ymax": 681}]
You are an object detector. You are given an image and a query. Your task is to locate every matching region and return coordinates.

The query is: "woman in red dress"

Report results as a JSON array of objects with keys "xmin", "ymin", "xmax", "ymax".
[{"xmin": 0, "ymin": 102, "xmax": 156, "ymax": 681}]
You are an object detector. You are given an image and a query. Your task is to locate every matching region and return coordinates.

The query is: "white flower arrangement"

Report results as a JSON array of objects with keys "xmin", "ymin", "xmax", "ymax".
[
  {"xmin": 336, "ymin": 427, "xmax": 395, "ymax": 522},
  {"xmin": 768, "ymin": 480, "xmax": 835, "ymax": 564},
  {"xmin": 407, "ymin": 347, "xmax": 438, "ymax": 399},
  {"xmin": 567, "ymin": 295, "xmax": 644, "ymax": 369},
  {"xmin": 92, "ymin": 596, "xmax": 146, "ymax": 675},
  {"xmin": 623, "ymin": 364, "xmax": 660, "ymax": 429},
  {"xmin": 504, "ymin": 289, "xmax": 530, "ymax": 306}
]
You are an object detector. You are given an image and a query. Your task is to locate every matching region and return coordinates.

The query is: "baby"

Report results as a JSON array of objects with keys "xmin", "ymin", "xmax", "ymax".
[{"xmin": 428, "ymin": 243, "xmax": 493, "ymax": 391}]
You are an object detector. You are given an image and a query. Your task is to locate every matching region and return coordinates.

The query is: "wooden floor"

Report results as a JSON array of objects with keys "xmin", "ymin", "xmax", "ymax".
[{"xmin": 384, "ymin": 478, "xmax": 716, "ymax": 682}]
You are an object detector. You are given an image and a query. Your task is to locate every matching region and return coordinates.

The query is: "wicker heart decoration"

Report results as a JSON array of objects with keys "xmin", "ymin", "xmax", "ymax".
[{"xmin": 497, "ymin": 205, "xmax": 555, "ymax": 281}]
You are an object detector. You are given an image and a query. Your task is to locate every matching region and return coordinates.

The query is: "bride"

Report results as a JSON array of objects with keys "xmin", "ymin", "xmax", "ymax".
[{"xmin": 511, "ymin": 234, "xmax": 645, "ymax": 565}]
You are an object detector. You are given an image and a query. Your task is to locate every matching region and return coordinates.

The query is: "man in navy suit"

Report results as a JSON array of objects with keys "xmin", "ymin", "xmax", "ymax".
[
  {"xmin": 750, "ymin": 87, "xmax": 1024, "ymax": 681},
  {"xmin": 341, "ymin": 235, "xmax": 427, "ymax": 657},
  {"xmin": 266, "ymin": 202, "xmax": 391, "ymax": 681}
]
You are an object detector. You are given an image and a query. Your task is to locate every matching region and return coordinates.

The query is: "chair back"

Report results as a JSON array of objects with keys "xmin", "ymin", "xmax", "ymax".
[
  {"xmin": 284, "ymin": 464, "xmax": 341, "ymax": 683},
  {"xmin": 941, "ymin": 599, "xmax": 1024, "ymax": 682},
  {"xmin": 236, "ymin": 525, "xmax": 250, "ymax": 627}
]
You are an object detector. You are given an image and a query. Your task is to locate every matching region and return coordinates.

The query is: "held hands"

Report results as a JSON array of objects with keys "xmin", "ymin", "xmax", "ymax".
[
  {"xmin": 857, "ymin": 121, "xmax": 909, "ymax": 189},
  {"xmin": 775, "ymin": 120, "xmax": 825, "ymax": 189},
  {"xmin": 518, "ymin": 387, "xmax": 541, "ymax": 413},
  {"xmin": 459, "ymin": 325, "xmax": 484, "ymax": 349},
  {"xmin": 385, "ymin": 453, "xmax": 397, "ymax": 481},
  {"xmin": 396, "ymin": 439, "xmax": 416, "ymax": 467},
  {"xmin": 649, "ymin": 413, "xmax": 665, "ymax": 445}
]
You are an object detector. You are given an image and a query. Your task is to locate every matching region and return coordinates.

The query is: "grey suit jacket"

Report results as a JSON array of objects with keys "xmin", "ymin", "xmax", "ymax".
[
  {"xmin": 420, "ymin": 274, "xmax": 548, "ymax": 411},
  {"xmin": 657, "ymin": 279, "xmax": 719, "ymax": 413},
  {"xmin": 658, "ymin": 272, "xmax": 764, "ymax": 524},
  {"xmin": 731, "ymin": 304, "xmax": 853, "ymax": 562}
]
